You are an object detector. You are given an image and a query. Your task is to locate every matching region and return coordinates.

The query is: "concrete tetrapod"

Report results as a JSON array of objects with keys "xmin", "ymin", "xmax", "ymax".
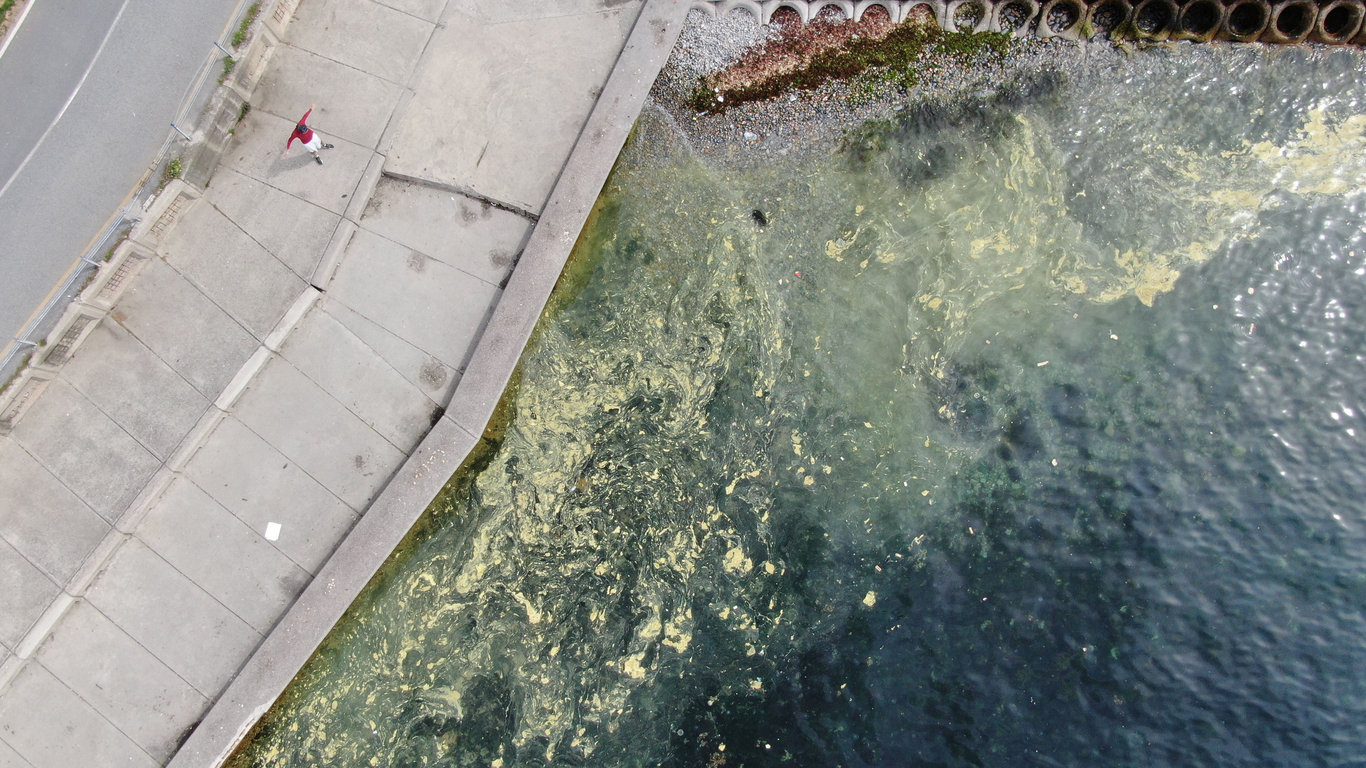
[
  {"xmin": 694, "ymin": 0, "xmax": 1366, "ymax": 44},
  {"xmin": 808, "ymin": 0, "xmax": 858, "ymax": 20},
  {"xmin": 1131, "ymin": 0, "xmax": 1180, "ymax": 39},
  {"xmin": 904, "ymin": 0, "xmax": 948, "ymax": 25},
  {"xmin": 1039, "ymin": 0, "xmax": 1088, "ymax": 37},
  {"xmin": 854, "ymin": 0, "xmax": 906, "ymax": 21},
  {"xmin": 947, "ymin": 0, "xmax": 996, "ymax": 30},
  {"xmin": 715, "ymin": 0, "xmax": 772, "ymax": 22},
  {"xmin": 993, "ymin": 0, "xmax": 1042, "ymax": 34},
  {"xmin": 1219, "ymin": 0, "xmax": 1272, "ymax": 40},
  {"xmin": 1083, "ymin": 0, "xmax": 1133, "ymax": 38},
  {"xmin": 1316, "ymin": 0, "xmax": 1365, "ymax": 42},
  {"xmin": 1173, "ymin": 0, "xmax": 1225, "ymax": 41},
  {"xmin": 1262, "ymin": 0, "xmax": 1317, "ymax": 42}
]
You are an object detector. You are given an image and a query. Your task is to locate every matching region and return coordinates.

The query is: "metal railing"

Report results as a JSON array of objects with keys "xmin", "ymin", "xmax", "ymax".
[{"xmin": 0, "ymin": 0, "xmax": 260, "ymax": 389}]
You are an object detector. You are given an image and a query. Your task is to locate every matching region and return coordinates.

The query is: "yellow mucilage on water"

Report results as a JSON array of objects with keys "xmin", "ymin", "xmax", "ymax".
[{"xmin": 227, "ymin": 43, "xmax": 1366, "ymax": 768}]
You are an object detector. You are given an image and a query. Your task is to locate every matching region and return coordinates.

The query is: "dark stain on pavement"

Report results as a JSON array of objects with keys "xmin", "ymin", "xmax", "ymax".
[{"xmin": 419, "ymin": 359, "xmax": 448, "ymax": 390}]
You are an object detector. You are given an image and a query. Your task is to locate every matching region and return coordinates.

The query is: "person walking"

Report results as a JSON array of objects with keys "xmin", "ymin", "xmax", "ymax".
[{"xmin": 282, "ymin": 104, "xmax": 334, "ymax": 164}]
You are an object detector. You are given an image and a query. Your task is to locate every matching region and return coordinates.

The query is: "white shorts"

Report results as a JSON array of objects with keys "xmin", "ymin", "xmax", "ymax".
[{"xmin": 301, "ymin": 134, "xmax": 322, "ymax": 152}]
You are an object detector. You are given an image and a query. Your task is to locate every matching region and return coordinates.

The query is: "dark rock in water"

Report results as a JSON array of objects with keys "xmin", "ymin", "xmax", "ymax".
[{"xmin": 751, "ymin": 209, "xmax": 768, "ymax": 227}]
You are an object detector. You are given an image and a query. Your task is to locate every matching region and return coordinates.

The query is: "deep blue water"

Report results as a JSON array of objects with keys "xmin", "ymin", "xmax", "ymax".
[{"xmin": 230, "ymin": 43, "xmax": 1366, "ymax": 768}]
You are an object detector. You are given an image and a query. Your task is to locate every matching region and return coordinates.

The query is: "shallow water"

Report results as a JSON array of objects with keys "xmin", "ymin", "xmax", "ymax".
[{"xmin": 229, "ymin": 44, "xmax": 1366, "ymax": 768}]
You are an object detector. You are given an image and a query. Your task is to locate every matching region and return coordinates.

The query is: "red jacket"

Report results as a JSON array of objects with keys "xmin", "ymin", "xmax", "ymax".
[{"xmin": 287, "ymin": 109, "xmax": 315, "ymax": 147}]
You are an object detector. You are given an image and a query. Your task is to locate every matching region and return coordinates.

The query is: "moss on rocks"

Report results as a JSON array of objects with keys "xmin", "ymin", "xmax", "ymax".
[{"xmin": 689, "ymin": 20, "xmax": 1016, "ymax": 114}]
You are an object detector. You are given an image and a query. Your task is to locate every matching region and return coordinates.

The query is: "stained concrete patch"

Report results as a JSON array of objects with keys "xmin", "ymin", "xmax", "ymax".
[
  {"xmin": 0, "ymin": 663, "xmax": 158, "ymax": 768},
  {"xmin": 253, "ymin": 46, "xmax": 405, "ymax": 150},
  {"xmin": 328, "ymin": 227, "xmax": 501, "ymax": 374},
  {"xmin": 34, "ymin": 600, "xmax": 208, "ymax": 763},
  {"xmin": 61, "ymin": 321, "xmax": 210, "ymax": 460},
  {"xmin": 278, "ymin": 307, "xmax": 440, "ymax": 449},
  {"xmin": 199, "ymin": 167, "xmax": 338, "ymax": 280},
  {"xmin": 361, "ymin": 177, "xmax": 533, "ymax": 285},
  {"xmin": 181, "ymin": 417, "xmax": 357, "ymax": 575},
  {"xmin": 230, "ymin": 358, "xmax": 407, "ymax": 510},
  {"xmin": 319, "ymin": 297, "xmax": 461, "ymax": 402},
  {"xmin": 0, "ymin": 442, "xmax": 108, "ymax": 583},
  {"xmin": 286, "ymin": 0, "xmax": 434, "ymax": 85},
  {"xmin": 84, "ymin": 539, "xmax": 260, "ymax": 696},
  {"xmin": 112, "ymin": 258, "xmax": 259, "ymax": 398},
  {"xmin": 386, "ymin": 4, "xmax": 639, "ymax": 212},
  {"xmin": 10, "ymin": 379, "xmax": 160, "ymax": 522},
  {"xmin": 160, "ymin": 202, "xmax": 309, "ymax": 338},
  {"xmin": 0, "ymin": 539, "xmax": 60, "ymax": 650},
  {"xmin": 136, "ymin": 478, "xmax": 312, "ymax": 634}
]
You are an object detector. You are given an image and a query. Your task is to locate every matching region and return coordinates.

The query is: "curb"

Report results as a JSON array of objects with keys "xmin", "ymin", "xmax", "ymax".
[{"xmin": 0, "ymin": 0, "xmax": 37, "ymax": 62}]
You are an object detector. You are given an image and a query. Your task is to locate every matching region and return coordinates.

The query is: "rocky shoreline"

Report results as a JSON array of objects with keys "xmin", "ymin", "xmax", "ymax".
[{"xmin": 649, "ymin": 9, "xmax": 1121, "ymax": 169}]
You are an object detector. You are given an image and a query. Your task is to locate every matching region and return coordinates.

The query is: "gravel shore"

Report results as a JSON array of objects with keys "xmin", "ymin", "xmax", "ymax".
[{"xmin": 650, "ymin": 9, "xmax": 1106, "ymax": 169}]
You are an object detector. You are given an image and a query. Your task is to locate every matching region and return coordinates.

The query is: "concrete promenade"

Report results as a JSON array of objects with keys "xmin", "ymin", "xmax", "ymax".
[{"xmin": 0, "ymin": 0, "xmax": 689, "ymax": 765}]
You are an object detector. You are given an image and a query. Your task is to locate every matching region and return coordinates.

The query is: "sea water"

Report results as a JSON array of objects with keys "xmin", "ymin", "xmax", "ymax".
[{"xmin": 228, "ymin": 44, "xmax": 1366, "ymax": 767}]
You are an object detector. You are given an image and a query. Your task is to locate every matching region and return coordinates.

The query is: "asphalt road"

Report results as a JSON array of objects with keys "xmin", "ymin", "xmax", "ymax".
[{"xmin": 0, "ymin": 0, "xmax": 245, "ymax": 354}]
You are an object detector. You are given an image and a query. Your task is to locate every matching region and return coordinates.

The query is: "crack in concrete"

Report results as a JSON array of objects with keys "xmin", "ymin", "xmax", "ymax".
[{"xmin": 380, "ymin": 170, "xmax": 542, "ymax": 222}]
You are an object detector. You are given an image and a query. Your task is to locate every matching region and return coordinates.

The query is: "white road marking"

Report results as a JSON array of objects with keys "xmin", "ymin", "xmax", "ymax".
[
  {"xmin": 0, "ymin": 0, "xmax": 39, "ymax": 61},
  {"xmin": 0, "ymin": 0, "xmax": 132, "ymax": 203}
]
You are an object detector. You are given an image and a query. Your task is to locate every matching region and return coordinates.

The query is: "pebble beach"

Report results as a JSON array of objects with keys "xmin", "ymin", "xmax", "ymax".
[{"xmin": 650, "ymin": 8, "xmax": 1101, "ymax": 167}]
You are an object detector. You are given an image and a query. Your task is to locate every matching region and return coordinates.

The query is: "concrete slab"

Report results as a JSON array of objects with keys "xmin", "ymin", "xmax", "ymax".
[
  {"xmin": 34, "ymin": 601, "xmax": 207, "ymax": 762},
  {"xmin": 444, "ymin": 0, "xmax": 684, "ymax": 436},
  {"xmin": 10, "ymin": 379, "xmax": 161, "ymax": 522},
  {"xmin": 201, "ymin": 167, "xmax": 338, "ymax": 280},
  {"xmin": 0, "ymin": 663, "xmax": 158, "ymax": 768},
  {"xmin": 181, "ymin": 417, "xmax": 358, "ymax": 574},
  {"xmin": 160, "ymin": 201, "xmax": 308, "ymax": 338},
  {"xmin": 0, "ymin": 539, "xmax": 60, "ymax": 650},
  {"xmin": 278, "ymin": 307, "xmax": 439, "ymax": 449},
  {"xmin": 165, "ymin": 2, "xmax": 691, "ymax": 765},
  {"xmin": 164, "ymin": 416, "xmax": 481, "ymax": 768},
  {"xmin": 83, "ymin": 539, "xmax": 260, "ymax": 696},
  {"xmin": 230, "ymin": 357, "xmax": 407, "ymax": 510},
  {"xmin": 361, "ymin": 177, "xmax": 532, "ymax": 285},
  {"xmin": 286, "ymin": 0, "xmax": 435, "ymax": 85},
  {"xmin": 328, "ymin": 227, "xmax": 501, "ymax": 373},
  {"xmin": 0, "ymin": 737, "xmax": 33, "ymax": 767},
  {"xmin": 112, "ymin": 258, "xmax": 259, "ymax": 398},
  {"xmin": 61, "ymin": 322, "xmax": 211, "ymax": 460},
  {"xmin": 377, "ymin": 0, "xmax": 447, "ymax": 22},
  {"xmin": 318, "ymin": 297, "xmax": 461, "ymax": 402},
  {"xmin": 445, "ymin": 0, "xmax": 639, "ymax": 22},
  {"xmin": 252, "ymin": 46, "xmax": 405, "ymax": 150},
  {"xmin": 0, "ymin": 442, "xmax": 108, "ymax": 583},
  {"xmin": 220, "ymin": 110, "xmax": 372, "ymax": 215},
  {"xmin": 135, "ymin": 478, "xmax": 311, "ymax": 634},
  {"xmin": 385, "ymin": 3, "xmax": 640, "ymax": 213}
]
